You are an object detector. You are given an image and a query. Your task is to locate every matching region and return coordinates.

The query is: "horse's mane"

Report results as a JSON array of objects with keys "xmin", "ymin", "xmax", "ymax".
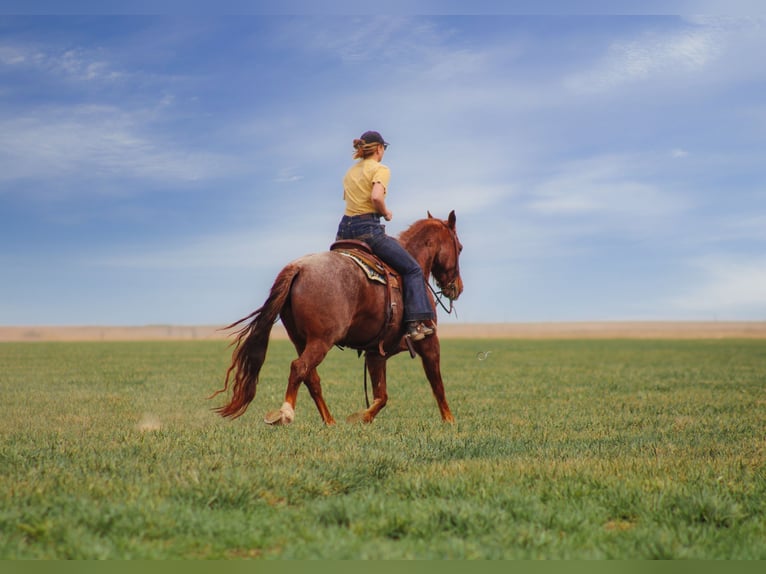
[{"xmin": 398, "ymin": 217, "xmax": 444, "ymax": 249}]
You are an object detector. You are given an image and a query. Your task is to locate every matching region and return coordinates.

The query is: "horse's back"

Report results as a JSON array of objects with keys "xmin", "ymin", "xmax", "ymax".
[
  {"xmin": 281, "ymin": 251, "xmax": 389, "ymax": 345},
  {"xmin": 290, "ymin": 251, "xmax": 381, "ymax": 306}
]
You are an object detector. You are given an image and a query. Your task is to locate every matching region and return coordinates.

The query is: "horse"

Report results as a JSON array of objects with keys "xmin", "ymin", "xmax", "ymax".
[{"xmin": 209, "ymin": 210, "xmax": 464, "ymax": 426}]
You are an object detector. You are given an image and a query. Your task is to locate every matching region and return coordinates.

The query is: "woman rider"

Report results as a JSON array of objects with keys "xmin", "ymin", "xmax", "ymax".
[{"xmin": 335, "ymin": 131, "xmax": 435, "ymax": 341}]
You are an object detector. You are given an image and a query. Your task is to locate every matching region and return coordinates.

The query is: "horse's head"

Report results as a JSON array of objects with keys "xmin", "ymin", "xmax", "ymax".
[{"xmin": 428, "ymin": 210, "xmax": 464, "ymax": 302}]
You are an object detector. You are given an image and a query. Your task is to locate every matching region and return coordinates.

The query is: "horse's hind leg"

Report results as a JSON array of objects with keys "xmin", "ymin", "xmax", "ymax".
[
  {"xmin": 264, "ymin": 341, "xmax": 335, "ymax": 426},
  {"xmin": 304, "ymin": 367, "xmax": 336, "ymax": 425}
]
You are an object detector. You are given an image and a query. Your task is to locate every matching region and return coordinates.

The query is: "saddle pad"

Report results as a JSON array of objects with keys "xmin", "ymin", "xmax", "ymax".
[{"xmin": 336, "ymin": 250, "xmax": 387, "ymax": 284}]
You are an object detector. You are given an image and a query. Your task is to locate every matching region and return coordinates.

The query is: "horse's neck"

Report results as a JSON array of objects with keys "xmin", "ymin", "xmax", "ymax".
[{"xmin": 403, "ymin": 239, "xmax": 436, "ymax": 278}]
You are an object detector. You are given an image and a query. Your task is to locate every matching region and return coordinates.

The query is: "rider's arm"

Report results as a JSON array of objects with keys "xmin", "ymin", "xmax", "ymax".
[{"xmin": 371, "ymin": 182, "xmax": 393, "ymax": 221}]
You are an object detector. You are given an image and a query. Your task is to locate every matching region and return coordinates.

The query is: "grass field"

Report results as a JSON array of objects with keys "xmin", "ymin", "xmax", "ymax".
[{"xmin": 1, "ymin": 338, "xmax": 765, "ymax": 559}]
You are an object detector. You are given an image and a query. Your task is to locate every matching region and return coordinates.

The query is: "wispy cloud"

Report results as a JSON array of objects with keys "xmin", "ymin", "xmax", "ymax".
[
  {"xmin": 273, "ymin": 167, "xmax": 304, "ymax": 184},
  {"xmin": 0, "ymin": 41, "xmax": 123, "ymax": 82},
  {"xmin": 671, "ymin": 255, "xmax": 766, "ymax": 316},
  {"xmin": 0, "ymin": 44, "xmax": 33, "ymax": 66},
  {"xmin": 0, "ymin": 105, "xmax": 237, "ymax": 192},
  {"xmin": 712, "ymin": 213, "xmax": 766, "ymax": 243},
  {"xmin": 292, "ymin": 16, "xmax": 449, "ymax": 64},
  {"xmin": 565, "ymin": 24, "xmax": 722, "ymax": 95},
  {"xmin": 525, "ymin": 154, "xmax": 688, "ymax": 220},
  {"xmin": 87, "ymin": 227, "xmax": 327, "ymax": 271},
  {"xmin": 391, "ymin": 182, "xmax": 513, "ymax": 223}
]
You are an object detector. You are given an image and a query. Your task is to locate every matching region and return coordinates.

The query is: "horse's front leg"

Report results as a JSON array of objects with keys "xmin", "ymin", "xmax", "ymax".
[
  {"xmin": 414, "ymin": 335, "xmax": 455, "ymax": 423},
  {"xmin": 347, "ymin": 353, "xmax": 388, "ymax": 424}
]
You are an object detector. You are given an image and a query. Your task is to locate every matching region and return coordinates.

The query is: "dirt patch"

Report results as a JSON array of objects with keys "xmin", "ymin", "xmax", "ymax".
[{"xmin": 1, "ymin": 322, "xmax": 764, "ymax": 342}]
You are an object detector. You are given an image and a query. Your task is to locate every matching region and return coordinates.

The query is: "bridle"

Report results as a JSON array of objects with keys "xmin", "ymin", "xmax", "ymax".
[{"xmin": 430, "ymin": 224, "xmax": 462, "ymax": 316}]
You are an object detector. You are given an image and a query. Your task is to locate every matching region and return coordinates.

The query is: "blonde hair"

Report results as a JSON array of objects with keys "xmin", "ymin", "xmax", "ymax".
[{"xmin": 353, "ymin": 138, "xmax": 382, "ymax": 159}]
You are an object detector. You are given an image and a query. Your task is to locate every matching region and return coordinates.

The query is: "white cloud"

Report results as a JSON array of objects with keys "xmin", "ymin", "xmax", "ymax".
[
  {"xmin": 672, "ymin": 256, "xmax": 766, "ymax": 317},
  {"xmin": 58, "ymin": 48, "xmax": 123, "ymax": 82},
  {"xmin": 273, "ymin": 167, "xmax": 304, "ymax": 183},
  {"xmin": 526, "ymin": 154, "xmax": 688, "ymax": 219},
  {"xmin": 565, "ymin": 25, "xmax": 722, "ymax": 95},
  {"xmin": 725, "ymin": 214, "xmax": 766, "ymax": 242},
  {"xmin": 0, "ymin": 41, "xmax": 123, "ymax": 82},
  {"xmin": 0, "ymin": 105, "xmax": 237, "ymax": 190},
  {"xmin": 392, "ymin": 183, "xmax": 513, "ymax": 223},
  {"xmin": 293, "ymin": 16, "xmax": 449, "ymax": 65},
  {"xmin": 698, "ymin": 213, "xmax": 766, "ymax": 244},
  {"xmin": 0, "ymin": 44, "xmax": 33, "ymax": 65},
  {"xmin": 88, "ymin": 227, "xmax": 327, "ymax": 271}
]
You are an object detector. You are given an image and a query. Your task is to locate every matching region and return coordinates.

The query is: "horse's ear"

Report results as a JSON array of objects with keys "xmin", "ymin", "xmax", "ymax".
[
  {"xmin": 427, "ymin": 210, "xmax": 434, "ymax": 219},
  {"xmin": 448, "ymin": 210, "xmax": 456, "ymax": 229}
]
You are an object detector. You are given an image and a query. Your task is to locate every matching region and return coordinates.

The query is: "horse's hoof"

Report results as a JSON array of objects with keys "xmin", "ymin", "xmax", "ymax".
[
  {"xmin": 346, "ymin": 411, "xmax": 366, "ymax": 424},
  {"xmin": 264, "ymin": 402, "xmax": 295, "ymax": 426},
  {"xmin": 264, "ymin": 410, "xmax": 285, "ymax": 425}
]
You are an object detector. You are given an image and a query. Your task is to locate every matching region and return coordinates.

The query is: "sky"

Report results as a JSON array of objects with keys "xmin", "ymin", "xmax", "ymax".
[{"xmin": 1, "ymin": 4, "xmax": 765, "ymax": 326}]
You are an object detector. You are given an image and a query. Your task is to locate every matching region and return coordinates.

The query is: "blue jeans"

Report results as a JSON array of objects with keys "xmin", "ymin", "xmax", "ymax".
[{"xmin": 336, "ymin": 215, "xmax": 435, "ymax": 322}]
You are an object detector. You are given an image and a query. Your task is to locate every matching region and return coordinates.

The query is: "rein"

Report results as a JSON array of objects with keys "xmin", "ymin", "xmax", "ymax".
[
  {"xmin": 428, "ymin": 280, "xmax": 457, "ymax": 317},
  {"xmin": 364, "ymin": 354, "xmax": 370, "ymax": 408}
]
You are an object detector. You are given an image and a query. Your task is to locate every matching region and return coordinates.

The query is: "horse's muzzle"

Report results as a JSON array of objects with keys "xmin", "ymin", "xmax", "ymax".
[{"xmin": 442, "ymin": 278, "xmax": 463, "ymax": 301}]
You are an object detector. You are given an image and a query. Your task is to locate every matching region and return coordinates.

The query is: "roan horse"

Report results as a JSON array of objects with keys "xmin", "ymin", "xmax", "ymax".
[{"xmin": 210, "ymin": 210, "xmax": 463, "ymax": 425}]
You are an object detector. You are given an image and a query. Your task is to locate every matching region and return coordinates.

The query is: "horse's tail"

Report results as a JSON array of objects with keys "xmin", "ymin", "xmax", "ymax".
[{"xmin": 209, "ymin": 263, "xmax": 300, "ymax": 419}]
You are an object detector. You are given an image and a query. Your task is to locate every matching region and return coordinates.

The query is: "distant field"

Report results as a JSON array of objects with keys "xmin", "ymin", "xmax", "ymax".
[
  {"xmin": 2, "ymin": 321, "xmax": 766, "ymax": 341},
  {"xmin": 1, "ymin": 338, "xmax": 765, "ymax": 558}
]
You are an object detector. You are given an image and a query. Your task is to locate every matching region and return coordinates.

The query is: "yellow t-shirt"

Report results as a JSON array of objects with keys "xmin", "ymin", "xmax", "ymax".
[{"xmin": 342, "ymin": 158, "xmax": 391, "ymax": 216}]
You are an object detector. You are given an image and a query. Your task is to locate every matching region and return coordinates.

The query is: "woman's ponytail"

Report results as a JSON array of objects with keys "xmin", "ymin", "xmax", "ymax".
[{"xmin": 353, "ymin": 138, "xmax": 380, "ymax": 159}]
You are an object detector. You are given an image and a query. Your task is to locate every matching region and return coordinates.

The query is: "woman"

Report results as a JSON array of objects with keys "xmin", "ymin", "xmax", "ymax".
[{"xmin": 335, "ymin": 131, "xmax": 435, "ymax": 341}]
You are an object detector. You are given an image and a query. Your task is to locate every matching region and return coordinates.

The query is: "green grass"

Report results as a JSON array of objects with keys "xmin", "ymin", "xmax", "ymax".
[{"xmin": 1, "ymin": 338, "xmax": 764, "ymax": 558}]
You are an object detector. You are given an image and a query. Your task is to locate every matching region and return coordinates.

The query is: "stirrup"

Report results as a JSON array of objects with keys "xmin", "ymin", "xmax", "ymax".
[{"xmin": 407, "ymin": 322, "xmax": 434, "ymax": 341}]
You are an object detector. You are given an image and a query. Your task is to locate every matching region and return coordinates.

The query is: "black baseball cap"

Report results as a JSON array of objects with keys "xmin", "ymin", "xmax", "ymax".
[{"xmin": 360, "ymin": 131, "xmax": 389, "ymax": 146}]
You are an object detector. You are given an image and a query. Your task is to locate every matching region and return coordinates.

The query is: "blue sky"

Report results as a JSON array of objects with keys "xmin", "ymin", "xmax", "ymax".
[{"xmin": 1, "ymin": 7, "xmax": 765, "ymax": 325}]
